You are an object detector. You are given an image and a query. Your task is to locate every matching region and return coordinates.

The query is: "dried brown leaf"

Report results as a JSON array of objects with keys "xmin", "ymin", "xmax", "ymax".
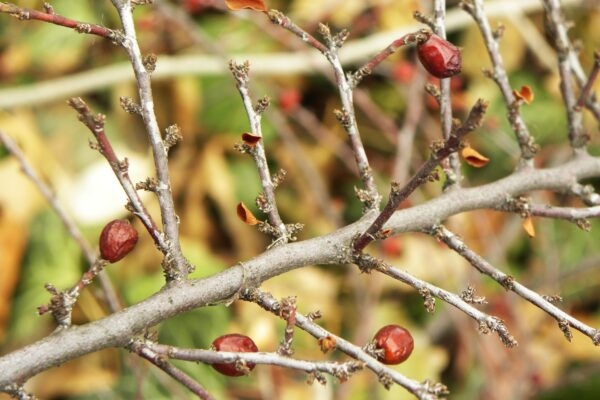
[
  {"xmin": 460, "ymin": 146, "xmax": 490, "ymax": 168},
  {"xmin": 236, "ymin": 202, "xmax": 259, "ymax": 225},
  {"xmin": 513, "ymin": 85, "xmax": 534, "ymax": 104},
  {"xmin": 241, "ymin": 132, "xmax": 261, "ymax": 147},
  {"xmin": 522, "ymin": 216, "xmax": 535, "ymax": 238}
]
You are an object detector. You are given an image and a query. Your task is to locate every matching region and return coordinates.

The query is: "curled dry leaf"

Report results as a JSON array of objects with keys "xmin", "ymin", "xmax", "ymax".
[
  {"xmin": 318, "ymin": 335, "xmax": 336, "ymax": 353},
  {"xmin": 512, "ymin": 85, "xmax": 534, "ymax": 104},
  {"xmin": 236, "ymin": 202, "xmax": 259, "ymax": 225},
  {"xmin": 522, "ymin": 216, "xmax": 535, "ymax": 238},
  {"xmin": 460, "ymin": 146, "xmax": 490, "ymax": 168},
  {"xmin": 225, "ymin": 0, "xmax": 267, "ymax": 11},
  {"xmin": 242, "ymin": 132, "xmax": 261, "ymax": 147}
]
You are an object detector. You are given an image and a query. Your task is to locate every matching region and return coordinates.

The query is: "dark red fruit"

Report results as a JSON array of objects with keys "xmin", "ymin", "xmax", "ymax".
[
  {"xmin": 211, "ymin": 334, "xmax": 258, "ymax": 377},
  {"xmin": 373, "ymin": 324, "xmax": 414, "ymax": 365},
  {"xmin": 99, "ymin": 220, "xmax": 138, "ymax": 263},
  {"xmin": 417, "ymin": 34, "xmax": 461, "ymax": 78}
]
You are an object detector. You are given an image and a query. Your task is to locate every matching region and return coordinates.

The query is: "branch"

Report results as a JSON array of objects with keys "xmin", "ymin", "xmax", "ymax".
[
  {"xmin": 432, "ymin": 1, "xmax": 462, "ymax": 187},
  {"xmin": 0, "ymin": 0, "xmax": 579, "ymax": 108},
  {"xmin": 461, "ymin": 0, "xmax": 538, "ymax": 163},
  {"xmin": 67, "ymin": 98, "xmax": 167, "ymax": 254},
  {"xmin": 0, "ymin": 129, "xmax": 121, "ymax": 315},
  {"xmin": 268, "ymin": 13, "xmax": 381, "ymax": 210},
  {"xmin": 2, "ymin": 153, "xmax": 600, "ymax": 390},
  {"xmin": 430, "ymin": 225, "xmax": 600, "ymax": 344},
  {"xmin": 575, "ymin": 50, "xmax": 600, "ymax": 111},
  {"xmin": 542, "ymin": 0, "xmax": 588, "ymax": 150},
  {"xmin": 0, "ymin": 2, "xmax": 122, "ymax": 41},
  {"xmin": 130, "ymin": 341, "xmax": 215, "ymax": 400},
  {"xmin": 112, "ymin": 0, "xmax": 189, "ymax": 281},
  {"xmin": 353, "ymin": 98, "xmax": 488, "ymax": 253},
  {"xmin": 353, "ymin": 254, "xmax": 517, "ymax": 348},
  {"xmin": 144, "ymin": 341, "xmax": 363, "ymax": 382},
  {"xmin": 230, "ymin": 61, "xmax": 289, "ymax": 243},
  {"xmin": 240, "ymin": 289, "xmax": 448, "ymax": 399}
]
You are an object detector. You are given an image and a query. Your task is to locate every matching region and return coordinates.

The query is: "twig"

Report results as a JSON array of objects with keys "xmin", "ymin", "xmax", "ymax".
[
  {"xmin": 0, "ymin": 0, "xmax": 577, "ymax": 108},
  {"xmin": 241, "ymin": 288, "xmax": 448, "ymax": 399},
  {"xmin": 430, "ymin": 225, "xmax": 600, "ymax": 344},
  {"xmin": 144, "ymin": 340, "xmax": 363, "ymax": 382},
  {"xmin": 67, "ymin": 98, "xmax": 166, "ymax": 252},
  {"xmin": 575, "ymin": 50, "xmax": 600, "ymax": 111},
  {"xmin": 268, "ymin": 12, "xmax": 381, "ymax": 210},
  {"xmin": 350, "ymin": 30, "xmax": 430, "ymax": 87},
  {"xmin": 0, "ymin": 1, "xmax": 122, "ymax": 42},
  {"xmin": 230, "ymin": 61, "xmax": 289, "ymax": 244},
  {"xmin": 0, "ymin": 129, "xmax": 121, "ymax": 315},
  {"xmin": 542, "ymin": 0, "xmax": 587, "ymax": 150},
  {"xmin": 353, "ymin": 253, "xmax": 517, "ymax": 348},
  {"xmin": 0, "ymin": 383, "xmax": 37, "ymax": 400},
  {"xmin": 461, "ymin": 0, "xmax": 538, "ymax": 164},
  {"xmin": 111, "ymin": 0, "xmax": 189, "ymax": 281},
  {"xmin": 130, "ymin": 340, "xmax": 215, "ymax": 400},
  {"xmin": 353, "ymin": 99, "xmax": 488, "ymax": 253},
  {"xmin": 432, "ymin": 1, "xmax": 461, "ymax": 188}
]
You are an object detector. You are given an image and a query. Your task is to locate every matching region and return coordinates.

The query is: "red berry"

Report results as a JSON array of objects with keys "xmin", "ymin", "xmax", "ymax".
[
  {"xmin": 373, "ymin": 324, "xmax": 414, "ymax": 364},
  {"xmin": 417, "ymin": 34, "xmax": 461, "ymax": 78},
  {"xmin": 278, "ymin": 88, "xmax": 301, "ymax": 113},
  {"xmin": 211, "ymin": 334, "xmax": 258, "ymax": 377},
  {"xmin": 99, "ymin": 220, "xmax": 138, "ymax": 263}
]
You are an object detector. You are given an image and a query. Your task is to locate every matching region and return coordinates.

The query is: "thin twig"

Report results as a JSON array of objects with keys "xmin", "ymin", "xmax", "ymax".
[
  {"xmin": 353, "ymin": 253, "xmax": 517, "ymax": 348},
  {"xmin": 230, "ymin": 61, "xmax": 289, "ymax": 244},
  {"xmin": 67, "ymin": 98, "xmax": 166, "ymax": 252},
  {"xmin": 112, "ymin": 0, "xmax": 189, "ymax": 281},
  {"xmin": 145, "ymin": 341, "xmax": 364, "ymax": 381},
  {"xmin": 268, "ymin": 13, "xmax": 381, "ymax": 210},
  {"xmin": 433, "ymin": 0, "xmax": 462, "ymax": 187},
  {"xmin": 461, "ymin": 0, "xmax": 538, "ymax": 164},
  {"xmin": 0, "ymin": 1, "xmax": 122, "ymax": 41},
  {"xmin": 0, "ymin": 129, "xmax": 121, "ymax": 316},
  {"xmin": 350, "ymin": 30, "xmax": 430, "ymax": 87},
  {"xmin": 353, "ymin": 99, "xmax": 488, "ymax": 253},
  {"xmin": 241, "ymin": 288, "xmax": 448, "ymax": 399},
  {"xmin": 431, "ymin": 225, "xmax": 600, "ymax": 344},
  {"xmin": 575, "ymin": 50, "xmax": 600, "ymax": 111},
  {"xmin": 542, "ymin": 0, "xmax": 587, "ymax": 151},
  {"xmin": 130, "ymin": 341, "xmax": 215, "ymax": 400}
]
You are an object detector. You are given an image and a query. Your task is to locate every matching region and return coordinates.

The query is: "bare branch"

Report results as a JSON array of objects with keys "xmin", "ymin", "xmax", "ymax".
[
  {"xmin": 230, "ymin": 61, "xmax": 289, "ymax": 243},
  {"xmin": 353, "ymin": 99, "xmax": 489, "ymax": 253},
  {"xmin": 354, "ymin": 254, "xmax": 517, "ymax": 348},
  {"xmin": 130, "ymin": 341, "xmax": 215, "ymax": 400},
  {"xmin": 542, "ymin": 0, "xmax": 588, "ymax": 150},
  {"xmin": 0, "ymin": 129, "xmax": 122, "ymax": 315},
  {"xmin": 430, "ymin": 225, "xmax": 600, "ymax": 344},
  {"xmin": 433, "ymin": 0, "xmax": 462, "ymax": 187},
  {"xmin": 144, "ymin": 340, "xmax": 363, "ymax": 382},
  {"xmin": 112, "ymin": 0, "xmax": 189, "ymax": 281},
  {"xmin": 461, "ymin": 0, "xmax": 538, "ymax": 163},
  {"xmin": 241, "ymin": 288, "xmax": 448, "ymax": 399},
  {"xmin": 0, "ymin": 1, "xmax": 122, "ymax": 42}
]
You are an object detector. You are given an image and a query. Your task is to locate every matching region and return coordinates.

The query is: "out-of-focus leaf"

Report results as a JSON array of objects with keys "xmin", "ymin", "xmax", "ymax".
[
  {"xmin": 522, "ymin": 216, "xmax": 535, "ymax": 238},
  {"xmin": 460, "ymin": 145, "xmax": 490, "ymax": 168},
  {"xmin": 225, "ymin": 0, "xmax": 267, "ymax": 11},
  {"xmin": 513, "ymin": 85, "xmax": 535, "ymax": 104},
  {"xmin": 237, "ymin": 201, "xmax": 259, "ymax": 225}
]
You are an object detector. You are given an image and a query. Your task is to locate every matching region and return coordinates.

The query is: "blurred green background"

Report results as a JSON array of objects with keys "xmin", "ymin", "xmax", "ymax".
[{"xmin": 1, "ymin": 0, "xmax": 600, "ymax": 399}]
